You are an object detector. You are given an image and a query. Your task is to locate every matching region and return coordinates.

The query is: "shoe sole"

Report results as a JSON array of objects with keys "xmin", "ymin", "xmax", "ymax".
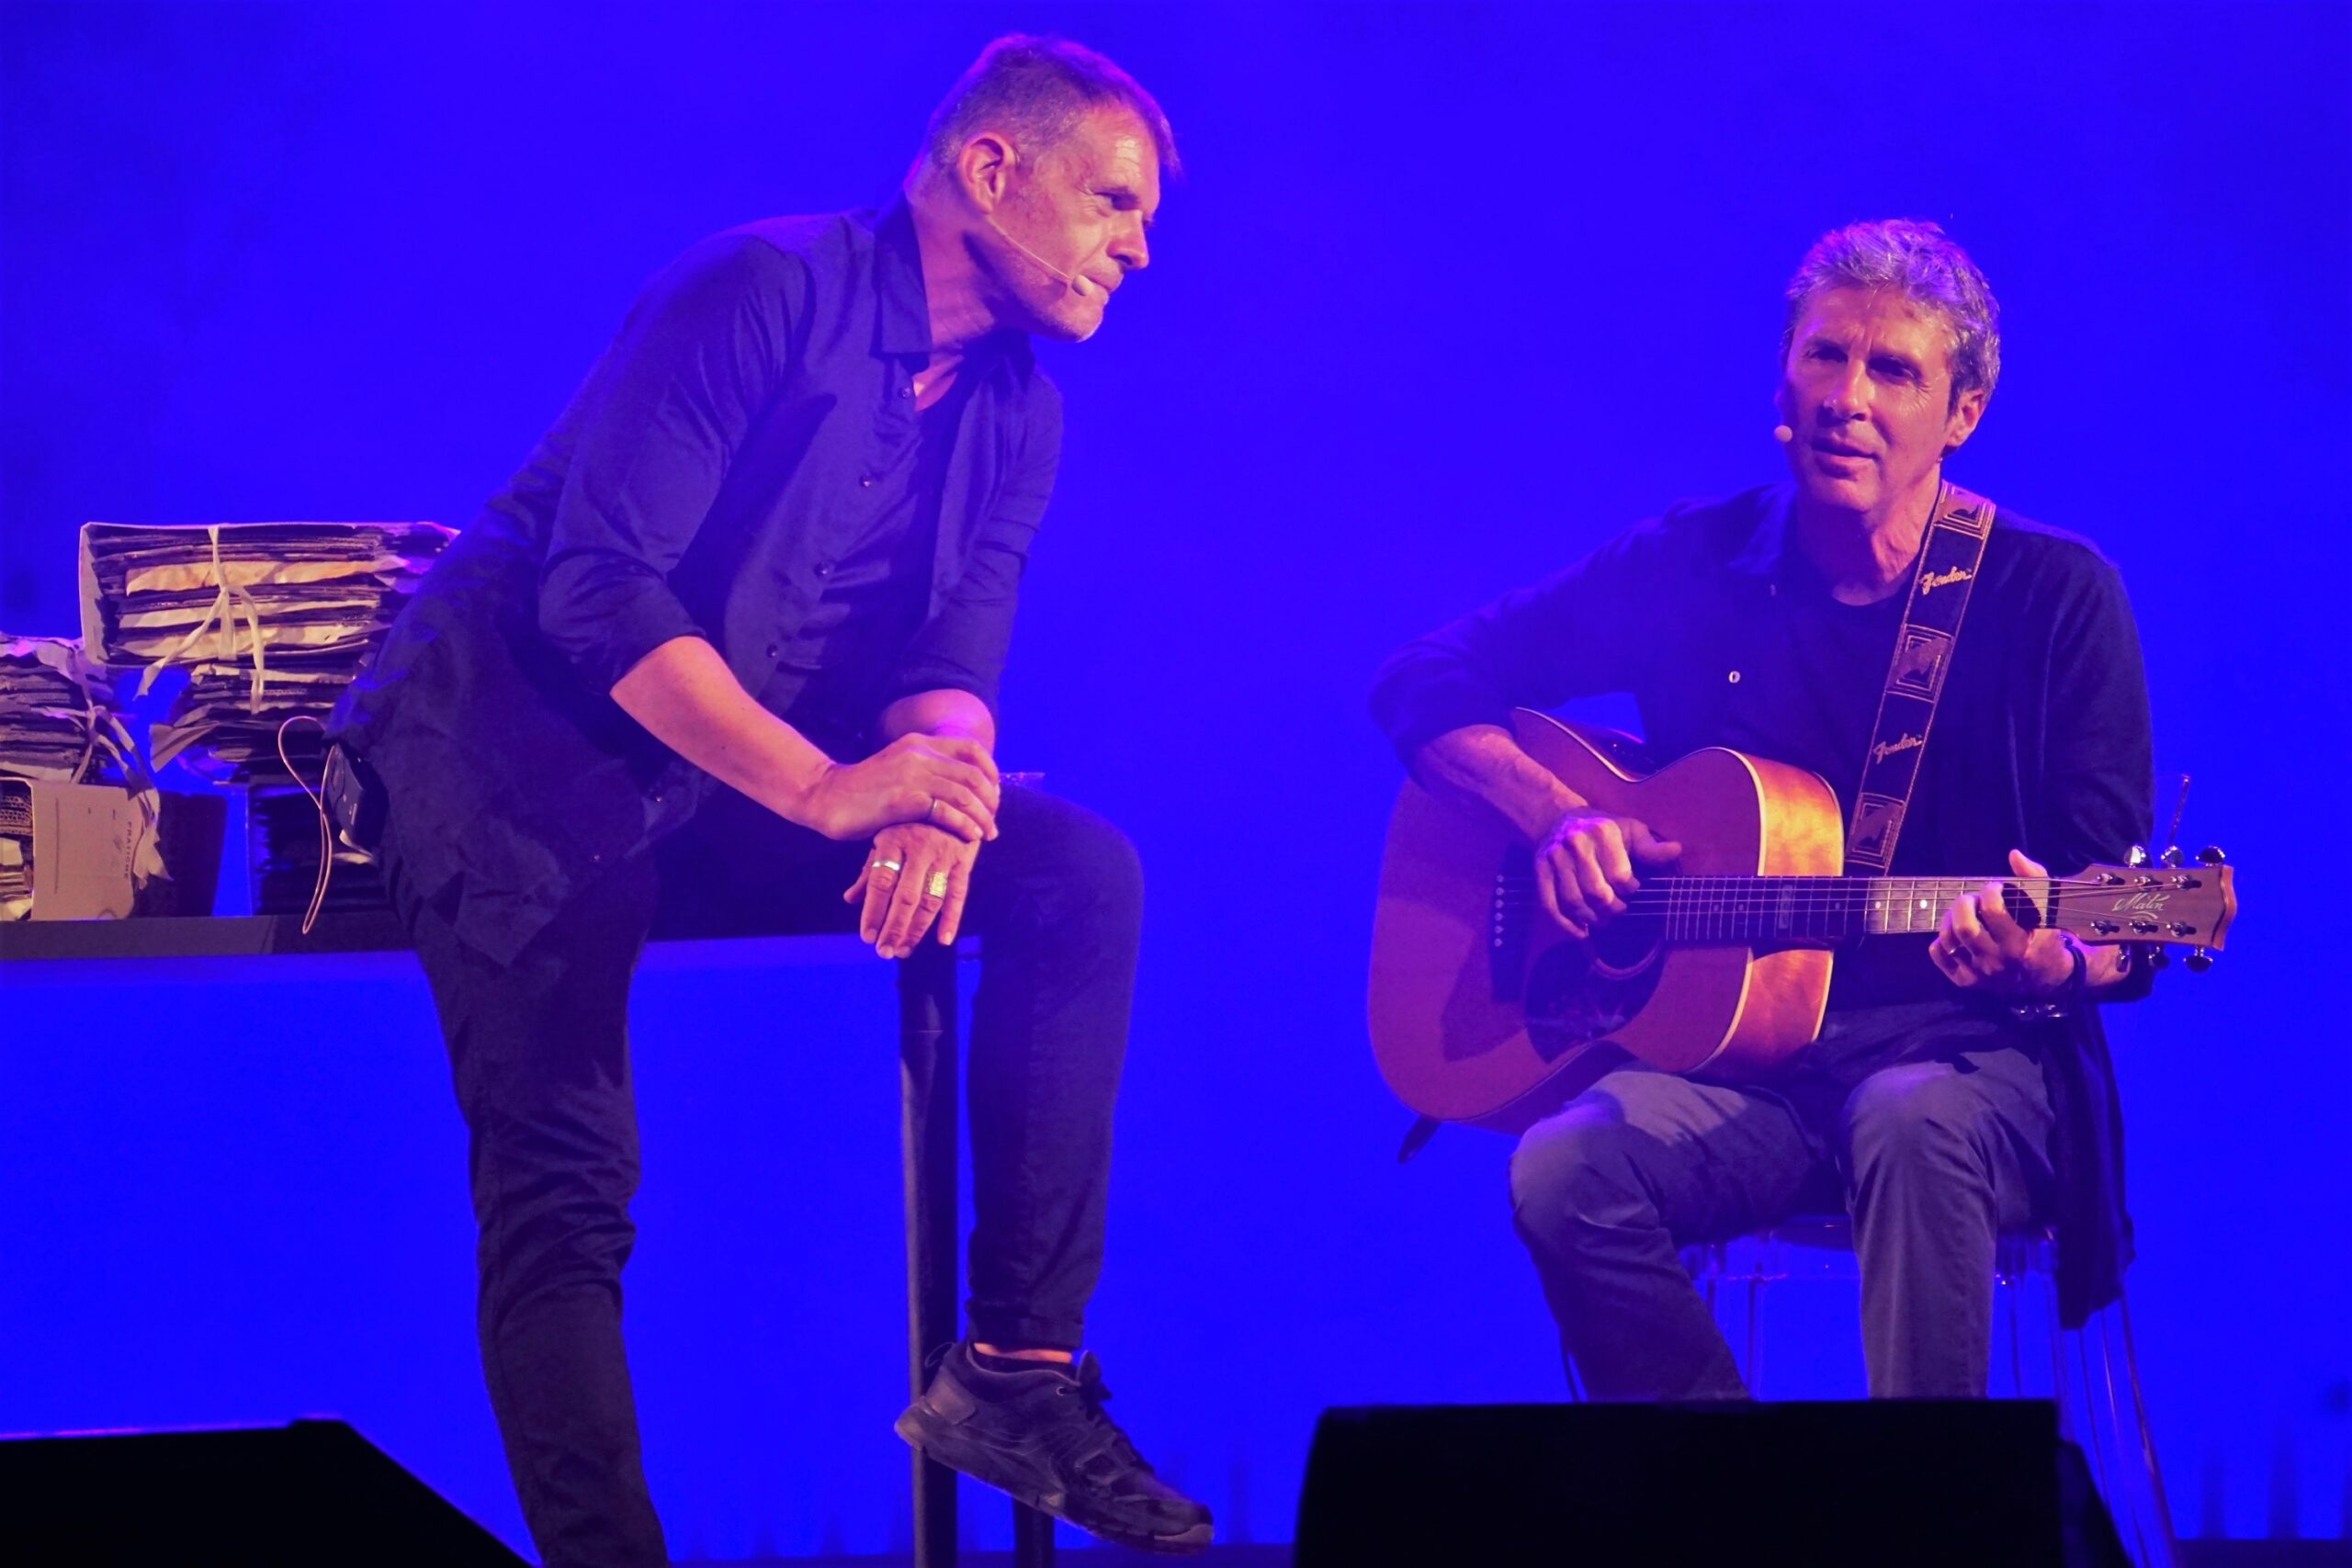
[{"xmin": 895, "ymin": 1409, "xmax": 1215, "ymax": 1557}]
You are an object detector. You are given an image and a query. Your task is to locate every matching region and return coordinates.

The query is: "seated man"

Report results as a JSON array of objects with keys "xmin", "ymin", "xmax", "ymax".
[
  {"xmin": 330, "ymin": 35, "xmax": 1209, "ymax": 1566},
  {"xmin": 1370, "ymin": 220, "xmax": 2154, "ymax": 1399}
]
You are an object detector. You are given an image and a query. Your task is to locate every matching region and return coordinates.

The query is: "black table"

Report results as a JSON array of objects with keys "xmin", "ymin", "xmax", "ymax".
[{"xmin": 1, "ymin": 912, "xmax": 1052, "ymax": 1567}]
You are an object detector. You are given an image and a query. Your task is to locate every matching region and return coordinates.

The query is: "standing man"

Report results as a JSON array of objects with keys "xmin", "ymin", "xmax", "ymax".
[
  {"xmin": 1371, "ymin": 220, "xmax": 2154, "ymax": 1400},
  {"xmin": 332, "ymin": 36, "xmax": 1211, "ymax": 1564}
]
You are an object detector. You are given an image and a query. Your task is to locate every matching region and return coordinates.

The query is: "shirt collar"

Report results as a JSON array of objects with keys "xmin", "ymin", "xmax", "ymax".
[
  {"xmin": 871, "ymin": 197, "xmax": 932, "ymax": 359},
  {"xmin": 868, "ymin": 197, "xmax": 1036, "ymax": 375},
  {"xmin": 1727, "ymin": 482, "xmax": 1799, "ymax": 580}
]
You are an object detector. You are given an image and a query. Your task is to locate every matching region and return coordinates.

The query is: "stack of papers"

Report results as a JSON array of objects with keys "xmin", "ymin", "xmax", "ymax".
[
  {"xmin": 0, "ymin": 636, "xmax": 159, "ymax": 920},
  {"xmin": 0, "ymin": 635, "xmax": 132, "ymax": 783},
  {"xmin": 0, "ymin": 784, "xmax": 29, "ymax": 917},
  {"xmin": 79, "ymin": 521, "xmax": 455, "ymax": 785}
]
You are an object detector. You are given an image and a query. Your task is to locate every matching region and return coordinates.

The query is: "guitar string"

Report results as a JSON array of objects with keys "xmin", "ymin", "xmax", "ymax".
[
  {"xmin": 1487, "ymin": 893, "xmax": 2158, "ymax": 911},
  {"xmin": 1482, "ymin": 875, "xmax": 2208, "ymax": 931},
  {"xmin": 1483, "ymin": 904, "xmax": 2179, "ymax": 919},
  {"xmin": 1487, "ymin": 875, "xmax": 2187, "ymax": 903}
]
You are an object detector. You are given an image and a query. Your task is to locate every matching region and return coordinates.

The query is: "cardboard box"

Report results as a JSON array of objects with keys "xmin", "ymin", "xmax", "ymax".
[{"xmin": 0, "ymin": 778, "xmax": 146, "ymax": 920}]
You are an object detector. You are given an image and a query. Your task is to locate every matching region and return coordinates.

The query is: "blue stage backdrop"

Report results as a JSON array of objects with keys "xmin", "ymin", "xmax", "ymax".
[{"xmin": 5, "ymin": 2, "xmax": 2347, "ymax": 1556}]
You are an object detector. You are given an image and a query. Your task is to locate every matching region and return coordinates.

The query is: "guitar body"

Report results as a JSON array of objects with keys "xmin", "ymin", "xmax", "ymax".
[{"xmin": 1369, "ymin": 710, "xmax": 1847, "ymax": 1134}]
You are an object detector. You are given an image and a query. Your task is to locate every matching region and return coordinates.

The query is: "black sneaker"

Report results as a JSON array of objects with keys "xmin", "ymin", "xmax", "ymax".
[{"xmin": 894, "ymin": 1343, "xmax": 1214, "ymax": 1555}]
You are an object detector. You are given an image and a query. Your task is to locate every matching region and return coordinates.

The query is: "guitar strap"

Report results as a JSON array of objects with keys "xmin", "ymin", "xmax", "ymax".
[{"xmin": 1845, "ymin": 480, "xmax": 1996, "ymax": 872}]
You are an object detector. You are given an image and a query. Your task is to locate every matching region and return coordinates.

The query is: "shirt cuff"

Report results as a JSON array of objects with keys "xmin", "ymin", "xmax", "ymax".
[
  {"xmin": 1370, "ymin": 654, "xmax": 1513, "ymax": 768},
  {"xmin": 539, "ymin": 559, "xmax": 707, "ymax": 694}
]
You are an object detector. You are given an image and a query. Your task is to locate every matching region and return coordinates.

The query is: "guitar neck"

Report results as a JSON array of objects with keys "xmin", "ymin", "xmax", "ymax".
[{"xmin": 1651, "ymin": 875, "xmax": 2052, "ymax": 943}]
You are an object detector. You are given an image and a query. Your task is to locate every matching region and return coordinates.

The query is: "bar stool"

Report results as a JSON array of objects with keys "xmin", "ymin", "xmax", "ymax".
[
  {"xmin": 899, "ymin": 941, "xmax": 1057, "ymax": 1567},
  {"xmin": 1680, "ymin": 1217, "xmax": 2177, "ymax": 1568}
]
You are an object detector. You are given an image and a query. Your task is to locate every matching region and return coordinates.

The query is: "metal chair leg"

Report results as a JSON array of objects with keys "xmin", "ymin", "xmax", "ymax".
[
  {"xmin": 2071, "ymin": 1305, "xmax": 2115, "ymax": 1503},
  {"xmin": 2004, "ymin": 1263, "xmax": 2025, "ymax": 1399},
  {"xmin": 900, "ymin": 942, "xmax": 1057, "ymax": 1568},
  {"xmin": 2118, "ymin": 1288, "xmax": 2180, "ymax": 1566},
  {"xmin": 2046, "ymin": 1270, "xmax": 2073, "ymax": 1441},
  {"xmin": 1747, "ymin": 1271, "xmax": 1763, "ymax": 1398}
]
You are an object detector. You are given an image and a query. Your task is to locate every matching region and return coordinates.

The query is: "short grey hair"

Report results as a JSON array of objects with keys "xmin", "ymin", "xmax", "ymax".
[
  {"xmin": 921, "ymin": 34, "xmax": 1181, "ymax": 181},
  {"xmin": 1781, "ymin": 219, "xmax": 2001, "ymax": 406}
]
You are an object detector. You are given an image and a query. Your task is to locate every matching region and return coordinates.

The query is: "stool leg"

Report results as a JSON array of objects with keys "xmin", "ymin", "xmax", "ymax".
[
  {"xmin": 902, "ymin": 943, "xmax": 1057, "ymax": 1568},
  {"xmin": 1013, "ymin": 1496, "xmax": 1057, "ymax": 1564},
  {"xmin": 900, "ymin": 946, "xmax": 962, "ymax": 1568}
]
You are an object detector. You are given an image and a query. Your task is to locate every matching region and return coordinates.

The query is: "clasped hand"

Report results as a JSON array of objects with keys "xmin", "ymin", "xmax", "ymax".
[
  {"xmin": 1929, "ymin": 849, "xmax": 2078, "ymax": 997},
  {"xmin": 801, "ymin": 731, "xmax": 1001, "ymax": 844},
  {"xmin": 795, "ymin": 731, "xmax": 1000, "ymax": 960},
  {"xmin": 845, "ymin": 821, "xmax": 977, "ymax": 959}
]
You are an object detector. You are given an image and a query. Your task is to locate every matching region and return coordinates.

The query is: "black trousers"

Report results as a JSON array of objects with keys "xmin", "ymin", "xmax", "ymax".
[
  {"xmin": 379, "ymin": 784, "xmax": 1144, "ymax": 1568},
  {"xmin": 1507, "ymin": 998, "xmax": 2058, "ymax": 1402}
]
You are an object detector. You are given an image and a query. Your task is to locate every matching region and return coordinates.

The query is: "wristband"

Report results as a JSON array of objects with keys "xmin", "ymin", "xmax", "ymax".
[{"xmin": 2008, "ymin": 939, "xmax": 2088, "ymax": 1022}]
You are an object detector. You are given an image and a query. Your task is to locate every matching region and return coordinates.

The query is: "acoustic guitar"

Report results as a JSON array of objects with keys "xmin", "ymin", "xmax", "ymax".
[{"xmin": 1368, "ymin": 709, "xmax": 2236, "ymax": 1134}]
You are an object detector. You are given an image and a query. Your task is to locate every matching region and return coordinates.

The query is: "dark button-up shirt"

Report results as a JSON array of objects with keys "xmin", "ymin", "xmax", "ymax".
[
  {"xmin": 1369, "ymin": 483, "xmax": 2155, "ymax": 1322},
  {"xmin": 767, "ymin": 379, "xmax": 975, "ymax": 758},
  {"xmin": 331, "ymin": 200, "xmax": 1060, "ymax": 964}
]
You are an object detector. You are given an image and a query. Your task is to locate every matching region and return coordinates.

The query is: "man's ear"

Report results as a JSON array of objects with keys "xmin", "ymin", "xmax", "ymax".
[
  {"xmin": 956, "ymin": 132, "xmax": 1017, "ymax": 213},
  {"xmin": 1942, "ymin": 384, "xmax": 1989, "ymax": 455}
]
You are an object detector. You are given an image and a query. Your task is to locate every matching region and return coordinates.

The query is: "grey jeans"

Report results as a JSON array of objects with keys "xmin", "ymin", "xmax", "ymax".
[{"xmin": 1508, "ymin": 999, "xmax": 2057, "ymax": 1400}]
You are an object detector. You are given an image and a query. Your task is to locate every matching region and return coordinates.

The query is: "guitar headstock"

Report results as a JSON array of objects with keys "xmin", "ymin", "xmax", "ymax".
[{"xmin": 2053, "ymin": 845, "xmax": 2237, "ymax": 969}]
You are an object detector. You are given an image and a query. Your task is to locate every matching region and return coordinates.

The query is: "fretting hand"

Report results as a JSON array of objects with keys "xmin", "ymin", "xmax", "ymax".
[{"xmin": 1929, "ymin": 848, "xmax": 2079, "ymax": 996}]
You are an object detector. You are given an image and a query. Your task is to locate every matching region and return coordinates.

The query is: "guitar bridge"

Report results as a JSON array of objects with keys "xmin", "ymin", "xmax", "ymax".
[{"xmin": 1490, "ymin": 845, "xmax": 1531, "ymax": 1002}]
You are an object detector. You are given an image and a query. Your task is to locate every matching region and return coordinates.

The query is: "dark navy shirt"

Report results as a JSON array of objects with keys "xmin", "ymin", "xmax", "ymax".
[
  {"xmin": 332, "ymin": 200, "xmax": 1061, "ymax": 964},
  {"xmin": 769, "ymin": 380, "xmax": 975, "ymax": 759},
  {"xmin": 1369, "ymin": 482, "xmax": 2155, "ymax": 1322}
]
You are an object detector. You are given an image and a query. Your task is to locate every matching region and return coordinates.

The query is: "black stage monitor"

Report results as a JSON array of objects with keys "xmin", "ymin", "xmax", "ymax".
[
  {"xmin": 1296, "ymin": 1398, "xmax": 2126, "ymax": 1567},
  {"xmin": 0, "ymin": 1417, "xmax": 525, "ymax": 1566}
]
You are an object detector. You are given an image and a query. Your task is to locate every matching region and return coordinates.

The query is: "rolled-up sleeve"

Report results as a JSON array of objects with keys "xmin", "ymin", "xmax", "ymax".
[
  {"xmin": 1368, "ymin": 515, "xmax": 1668, "ymax": 764},
  {"xmin": 885, "ymin": 381, "xmax": 1062, "ymax": 714},
  {"xmin": 537, "ymin": 234, "xmax": 799, "ymax": 694}
]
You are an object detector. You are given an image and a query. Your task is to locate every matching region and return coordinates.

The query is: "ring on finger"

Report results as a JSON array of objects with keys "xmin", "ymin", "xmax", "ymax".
[
  {"xmin": 872, "ymin": 858, "xmax": 904, "ymax": 874},
  {"xmin": 925, "ymin": 870, "xmax": 950, "ymax": 898}
]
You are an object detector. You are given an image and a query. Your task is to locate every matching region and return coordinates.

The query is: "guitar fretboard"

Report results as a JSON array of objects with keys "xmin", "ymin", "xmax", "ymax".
[{"xmin": 1650, "ymin": 876, "xmax": 2049, "ymax": 943}]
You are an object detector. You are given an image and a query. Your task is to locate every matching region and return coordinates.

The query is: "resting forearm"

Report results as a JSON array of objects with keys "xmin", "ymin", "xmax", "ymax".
[
  {"xmin": 1413, "ymin": 724, "xmax": 1586, "ymax": 844},
  {"xmin": 881, "ymin": 688, "xmax": 997, "ymax": 751},
  {"xmin": 609, "ymin": 635, "xmax": 833, "ymax": 822}
]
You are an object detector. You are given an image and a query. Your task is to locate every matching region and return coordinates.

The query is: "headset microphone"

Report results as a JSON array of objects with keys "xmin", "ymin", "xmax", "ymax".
[
  {"xmin": 1772, "ymin": 423, "xmax": 1795, "ymax": 444},
  {"xmin": 987, "ymin": 214, "xmax": 1095, "ymax": 299}
]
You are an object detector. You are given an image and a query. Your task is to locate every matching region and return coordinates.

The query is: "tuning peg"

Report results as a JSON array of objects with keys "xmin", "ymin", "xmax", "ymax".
[
  {"xmin": 2160, "ymin": 845, "xmax": 2185, "ymax": 868},
  {"xmin": 2198, "ymin": 845, "xmax": 2227, "ymax": 866},
  {"xmin": 2186, "ymin": 947, "xmax": 2214, "ymax": 973},
  {"xmin": 2127, "ymin": 845, "xmax": 2151, "ymax": 868},
  {"xmin": 2145, "ymin": 945, "xmax": 2171, "ymax": 972}
]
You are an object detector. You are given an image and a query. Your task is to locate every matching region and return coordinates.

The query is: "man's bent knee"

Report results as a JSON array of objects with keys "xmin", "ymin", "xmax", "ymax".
[
  {"xmin": 1002, "ymin": 791, "xmax": 1145, "ymax": 927},
  {"xmin": 1841, "ymin": 1064, "xmax": 1996, "ymax": 1183},
  {"xmin": 1510, "ymin": 1100, "xmax": 1655, "ymax": 1249}
]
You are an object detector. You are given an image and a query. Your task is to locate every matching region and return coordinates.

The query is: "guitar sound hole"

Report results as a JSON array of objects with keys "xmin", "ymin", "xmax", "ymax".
[
  {"xmin": 1524, "ymin": 919, "xmax": 1664, "ymax": 1064},
  {"xmin": 1590, "ymin": 911, "xmax": 1664, "ymax": 976}
]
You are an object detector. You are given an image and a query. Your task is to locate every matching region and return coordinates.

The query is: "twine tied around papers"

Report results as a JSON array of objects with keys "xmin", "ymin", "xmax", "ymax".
[{"xmin": 134, "ymin": 525, "xmax": 270, "ymax": 707}]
